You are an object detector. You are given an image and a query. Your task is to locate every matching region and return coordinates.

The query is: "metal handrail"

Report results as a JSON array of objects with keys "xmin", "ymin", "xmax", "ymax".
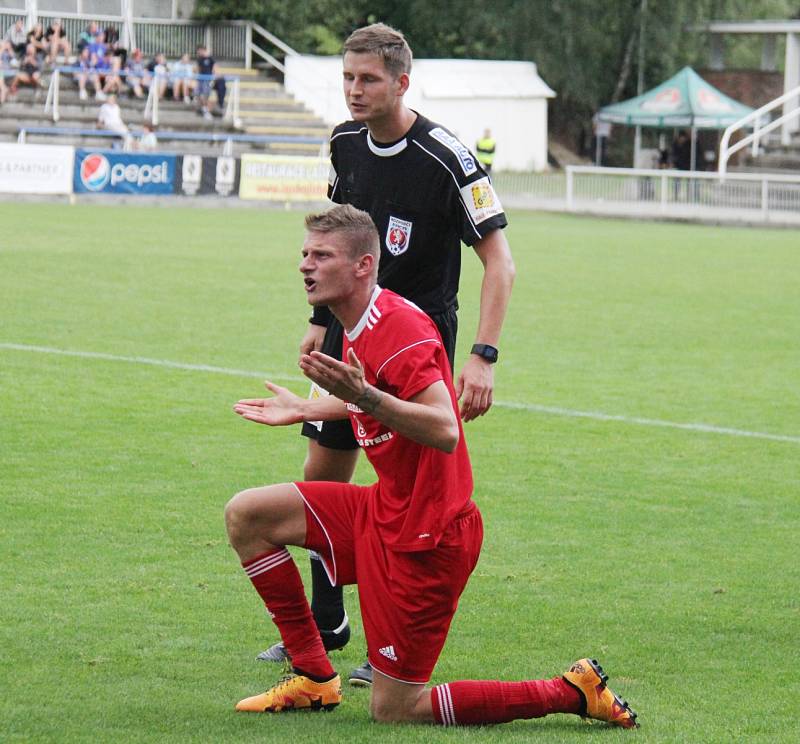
[
  {"xmin": 719, "ymin": 83, "xmax": 800, "ymax": 176},
  {"xmin": 245, "ymin": 22, "xmax": 298, "ymax": 73}
]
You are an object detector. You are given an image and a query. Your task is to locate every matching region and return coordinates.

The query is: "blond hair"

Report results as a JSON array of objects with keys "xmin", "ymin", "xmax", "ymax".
[
  {"xmin": 305, "ymin": 204, "xmax": 380, "ymax": 261},
  {"xmin": 343, "ymin": 23, "xmax": 412, "ymax": 78}
]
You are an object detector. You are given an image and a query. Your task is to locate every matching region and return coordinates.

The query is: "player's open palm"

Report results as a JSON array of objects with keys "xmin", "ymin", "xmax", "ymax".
[
  {"xmin": 300, "ymin": 348, "xmax": 366, "ymax": 404},
  {"xmin": 234, "ymin": 382, "xmax": 304, "ymax": 426}
]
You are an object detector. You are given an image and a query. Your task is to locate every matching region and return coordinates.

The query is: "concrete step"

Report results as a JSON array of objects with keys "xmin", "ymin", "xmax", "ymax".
[
  {"xmin": 238, "ymin": 110, "xmax": 317, "ymax": 120},
  {"xmin": 239, "ymin": 80, "xmax": 282, "ymax": 91},
  {"xmin": 245, "ymin": 124, "xmax": 329, "ymax": 137}
]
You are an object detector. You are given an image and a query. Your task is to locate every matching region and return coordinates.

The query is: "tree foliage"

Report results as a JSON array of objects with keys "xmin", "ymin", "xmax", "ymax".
[{"xmin": 194, "ymin": 0, "xmax": 800, "ymax": 140}]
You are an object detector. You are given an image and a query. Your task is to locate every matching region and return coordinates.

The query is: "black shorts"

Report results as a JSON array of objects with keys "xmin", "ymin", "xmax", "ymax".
[{"xmin": 301, "ymin": 306, "xmax": 458, "ymax": 450}]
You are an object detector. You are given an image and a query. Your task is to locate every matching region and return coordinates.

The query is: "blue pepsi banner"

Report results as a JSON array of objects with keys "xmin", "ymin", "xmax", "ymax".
[{"xmin": 74, "ymin": 150, "xmax": 176, "ymax": 194}]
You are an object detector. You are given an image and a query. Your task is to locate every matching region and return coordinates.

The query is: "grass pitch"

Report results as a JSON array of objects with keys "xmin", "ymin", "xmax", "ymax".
[{"xmin": 1, "ymin": 202, "xmax": 798, "ymax": 743}]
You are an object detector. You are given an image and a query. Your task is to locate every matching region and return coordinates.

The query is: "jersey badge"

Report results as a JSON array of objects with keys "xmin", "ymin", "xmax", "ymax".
[
  {"xmin": 460, "ymin": 177, "xmax": 504, "ymax": 224},
  {"xmin": 386, "ymin": 216, "xmax": 412, "ymax": 256},
  {"xmin": 429, "ymin": 127, "xmax": 477, "ymax": 176}
]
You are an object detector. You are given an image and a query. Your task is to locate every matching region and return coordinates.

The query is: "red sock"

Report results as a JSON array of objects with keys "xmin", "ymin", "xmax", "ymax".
[
  {"xmin": 242, "ymin": 549, "xmax": 334, "ymax": 680},
  {"xmin": 432, "ymin": 678, "xmax": 581, "ymax": 726}
]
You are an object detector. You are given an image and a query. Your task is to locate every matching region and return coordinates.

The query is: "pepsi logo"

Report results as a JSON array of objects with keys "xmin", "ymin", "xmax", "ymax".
[{"xmin": 80, "ymin": 153, "xmax": 110, "ymax": 191}]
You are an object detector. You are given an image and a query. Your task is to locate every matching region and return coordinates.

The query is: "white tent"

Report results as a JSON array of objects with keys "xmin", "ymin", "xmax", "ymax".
[{"xmin": 285, "ymin": 55, "xmax": 556, "ymax": 172}]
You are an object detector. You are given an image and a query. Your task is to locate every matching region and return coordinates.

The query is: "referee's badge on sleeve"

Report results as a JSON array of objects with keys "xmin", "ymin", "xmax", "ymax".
[
  {"xmin": 386, "ymin": 216, "xmax": 413, "ymax": 256},
  {"xmin": 460, "ymin": 177, "xmax": 504, "ymax": 224}
]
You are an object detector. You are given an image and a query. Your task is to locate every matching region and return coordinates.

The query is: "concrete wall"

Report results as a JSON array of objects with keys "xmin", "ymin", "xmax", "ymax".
[{"xmin": 285, "ymin": 54, "xmax": 555, "ymax": 172}]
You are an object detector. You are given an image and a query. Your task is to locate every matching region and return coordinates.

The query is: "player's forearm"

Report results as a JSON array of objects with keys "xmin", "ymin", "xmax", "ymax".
[
  {"xmin": 354, "ymin": 382, "xmax": 459, "ymax": 452},
  {"xmin": 298, "ymin": 395, "xmax": 350, "ymax": 422},
  {"xmin": 473, "ymin": 230, "xmax": 515, "ymax": 345}
]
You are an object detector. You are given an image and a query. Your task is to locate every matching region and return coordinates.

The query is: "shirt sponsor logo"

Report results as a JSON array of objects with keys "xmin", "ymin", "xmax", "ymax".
[
  {"xmin": 357, "ymin": 431, "xmax": 394, "ymax": 448},
  {"xmin": 429, "ymin": 127, "xmax": 477, "ymax": 176},
  {"xmin": 386, "ymin": 216, "xmax": 412, "ymax": 256},
  {"xmin": 460, "ymin": 177, "xmax": 504, "ymax": 225}
]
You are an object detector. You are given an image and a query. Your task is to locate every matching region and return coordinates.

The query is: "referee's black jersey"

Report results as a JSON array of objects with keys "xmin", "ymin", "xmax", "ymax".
[{"xmin": 327, "ymin": 113, "xmax": 508, "ymax": 317}]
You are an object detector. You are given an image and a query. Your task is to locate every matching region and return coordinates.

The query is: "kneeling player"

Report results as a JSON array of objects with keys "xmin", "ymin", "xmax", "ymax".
[{"xmin": 225, "ymin": 205, "xmax": 637, "ymax": 728}]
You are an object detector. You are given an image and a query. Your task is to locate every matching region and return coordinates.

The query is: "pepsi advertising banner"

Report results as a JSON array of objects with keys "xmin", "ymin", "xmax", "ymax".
[{"xmin": 74, "ymin": 150, "xmax": 176, "ymax": 195}]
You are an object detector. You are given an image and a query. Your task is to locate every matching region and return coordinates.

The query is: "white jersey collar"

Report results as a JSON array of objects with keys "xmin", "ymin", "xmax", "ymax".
[
  {"xmin": 366, "ymin": 131, "xmax": 408, "ymax": 157},
  {"xmin": 345, "ymin": 285, "xmax": 383, "ymax": 341}
]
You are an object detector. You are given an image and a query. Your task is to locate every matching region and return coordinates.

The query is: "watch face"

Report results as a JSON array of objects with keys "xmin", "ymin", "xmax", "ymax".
[{"xmin": 472, "ymin": 344, "xmax": 498, "ymax": 363}]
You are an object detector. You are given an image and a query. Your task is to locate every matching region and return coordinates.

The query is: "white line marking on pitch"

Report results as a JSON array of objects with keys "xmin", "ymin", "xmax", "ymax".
[{"xmin": 3, "ymin": 342, "xmax": 798, "ymax": 445}]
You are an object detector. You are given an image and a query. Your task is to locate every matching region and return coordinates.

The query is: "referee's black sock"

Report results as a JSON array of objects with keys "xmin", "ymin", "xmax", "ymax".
[{"xmin": 309, "ymin": 554, "xmax": 348, "ymax": 637}]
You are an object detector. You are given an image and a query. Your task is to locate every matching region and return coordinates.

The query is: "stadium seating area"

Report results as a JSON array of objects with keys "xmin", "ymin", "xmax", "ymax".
[{"xmin": 0, "ymin": 18, "xmax": 329, "ymax": 157}]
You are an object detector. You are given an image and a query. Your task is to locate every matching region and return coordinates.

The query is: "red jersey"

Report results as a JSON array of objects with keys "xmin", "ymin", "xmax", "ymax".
[{"xmin": 342, "ymin": 287, "xmax": 474, "ymax": 552}]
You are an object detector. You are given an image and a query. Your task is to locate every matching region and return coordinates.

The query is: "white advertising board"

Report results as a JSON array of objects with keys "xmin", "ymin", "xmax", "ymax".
[{"xmin": 0, "ymin": 144, "xmax": 75, "ymax": 194}]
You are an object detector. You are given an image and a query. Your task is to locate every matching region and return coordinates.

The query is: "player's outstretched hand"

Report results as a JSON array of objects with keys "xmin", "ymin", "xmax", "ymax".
[
  {"xmin": 233, "ymin": 381, "xmax": 304, "ymax": 426},
  {"xmin": 456, "ymin": 356, "xmax": 494, "ymax": 422},
  {"xmin": 300, "ymin": 348, "xmax": 366, "ymax": 404}
]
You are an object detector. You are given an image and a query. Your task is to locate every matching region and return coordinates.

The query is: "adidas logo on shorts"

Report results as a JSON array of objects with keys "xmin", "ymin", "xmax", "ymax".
[{"xmin": 379, "ymin": 645, "xmax": 398, "ymax": 662}]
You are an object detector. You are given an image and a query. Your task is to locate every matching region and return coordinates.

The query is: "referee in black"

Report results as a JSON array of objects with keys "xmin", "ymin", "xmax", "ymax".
[{"xmin": 258, "ymin": 22, "xmax": 515, "ymax": 687}]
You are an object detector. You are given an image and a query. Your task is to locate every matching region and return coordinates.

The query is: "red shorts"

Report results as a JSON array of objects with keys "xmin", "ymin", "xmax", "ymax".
[{"xmin": 294, "ymin": 481, "xmax": 483, "ymax": 684}]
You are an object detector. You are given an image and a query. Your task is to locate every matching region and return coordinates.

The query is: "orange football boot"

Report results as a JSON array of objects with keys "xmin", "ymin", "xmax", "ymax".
[
  {"xmin": 562, "ymin": 658, "xmax": 638, "ymax": 728},
  {"xmin": 235, "ymin": 673, "xmax": 342, "ymax": 713}
]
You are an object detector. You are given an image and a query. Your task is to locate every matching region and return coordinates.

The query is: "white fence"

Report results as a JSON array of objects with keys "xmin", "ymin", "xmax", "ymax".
[{"xmin": 495, "ymin": 166, "xmax": 800, "ymax": 226}]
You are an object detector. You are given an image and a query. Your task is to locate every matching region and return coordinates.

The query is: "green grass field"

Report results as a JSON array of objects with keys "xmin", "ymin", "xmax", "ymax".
[{"xmin": 1, "ymin": 202, "xmax": 798, "ymax": 743}]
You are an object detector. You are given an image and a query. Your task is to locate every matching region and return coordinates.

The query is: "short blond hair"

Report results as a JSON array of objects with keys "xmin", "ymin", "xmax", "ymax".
[
  {"xmin": 343, "ymin": 23, "xmax": 412, "ymax": 78},
  {"xmin": 305, "ymin": 204, "xmax": 380, "ymax": 261}
]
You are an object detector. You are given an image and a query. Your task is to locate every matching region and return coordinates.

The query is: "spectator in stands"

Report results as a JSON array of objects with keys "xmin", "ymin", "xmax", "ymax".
[
  {"xmin": 146, "ymin": 52, "xmax": 168, "ymax": 98},
  {"xmin": 195, "ymin": 44, "xmax": 225, "ymax": 120},
  {"xmin": 26, "ymin": 23, "xmax": 47, "ymax": 62},
  {"xmin": 0, "ymin": 50, "xmax": 8, "ymax": 104},
  {"xmin": 97, "ymin": 93, "xmax": 128, "ymax": 137},
  {"xmin": 100, "ymin": 49, "xmax": 124, "ymax": 96},
  {"xmin": 138, "ymin": 122, "xmax": 158, "ymax": 151},
  {"xmin": 1, "ymin": 39, "xmax": 15, "ymax": 69},
  {"xmin": 104, "ymin": 24, "xmax": 127, "ymax": 65},
  {"xmin": 170, "ymin": 52, "xmax": 194, "ymax": 103},
  {"xmin": 4, "ymin": 18, "xmax": 27, "ymax": 57},
  {"xmin": 77, "ymin": 21, "xmax": 99, "ymax": 53},
  {"xmin": 10, "ymin": 45, "xmax": 43, "ymax": 97},
  {"xmin": 75, "ymin": 46, "xmax": 100, "ymax": 101},
  {"xmin": 92, "ymin": 49, "xmax": 111, "ymax": 100},
  {"xmin": 44, "ymin": 19, "xmax": 71, "ymax": 65},
  {"xmin": 87, "ymin": 31, "xmax": 107, "ymax": 63},
  {"xmin": 124, "ymin": 48, "xmax": 147, "ymax": 99}
]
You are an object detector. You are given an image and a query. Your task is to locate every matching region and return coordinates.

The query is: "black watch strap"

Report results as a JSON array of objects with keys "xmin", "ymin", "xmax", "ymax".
[{"xmin": 471, "ymin": 344, "xmax": 499, "ymax": 363}]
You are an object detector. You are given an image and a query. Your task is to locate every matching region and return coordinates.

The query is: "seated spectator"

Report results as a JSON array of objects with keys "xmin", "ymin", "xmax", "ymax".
[
  {"xmin": 26, "ymin": 22, "xmax": 47, "ymax": 62},
  {"xmin": 100, "ymin": 49, "xmax": 124, "ymax": 96},
  {"xmin": 75, "ymin": 46, "xmax": 100, "ymax": 101},
  {"xmin": 145, "ymin": 52, "xmax": 168, "ymax": 98},
  {"xmin": 97, "ymin": 93, "xmax": 128, "ymax": 136},
  {"xmin": 77, "ymin": 21, "xmax": 99, "ymax": 54},
  {"xmin": 103, "ymin": 24, "xmax": 127, "ymax": 65},
  {"xmin": 4, "ymin": 18, "xmax": 27, "ymax": 57},
  {"xmin": 92, "ymin": 49, "xmax": 111, "ymax": 100},
  {"xmin": 0, "ymin": 39, "xmax": 15, "ymax": 69},
  {"xmin": 170, "ymin": 52, "xmax": 194, "ymax": 103},
  {"xmin": 138, "ymin": 122, "xmax": 158, "ymax": 151},
  {"xmin": 87, "ymin": 30, "xmax": 107, "ymax": 66},
  {"xmin": 124, "ymin": 48, "xmax": 147, "ymax": 99},
  {"xmin": 0, "ymin": 50, "xmax": 9, "ymax": 104},
  {"xmin": 195, "ymin": 44, "xmax": 225, "ymax": 120},
  {"xmin": 10, "ymin": 45, "xmax": 43, "ymax": 97},
  {"xmin": 45, "ymin": 19, "xmax": 71, "ymax": 64}
]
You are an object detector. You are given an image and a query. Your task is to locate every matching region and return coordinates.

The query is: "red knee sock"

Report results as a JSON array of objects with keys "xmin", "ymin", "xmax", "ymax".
[
  {"xmin": 432, "ymin": 678, "xmax": 581, "ymax": 726},
  {"xmin": 242, "ymin": 549, "xmax": 335, "ymax": 680}
]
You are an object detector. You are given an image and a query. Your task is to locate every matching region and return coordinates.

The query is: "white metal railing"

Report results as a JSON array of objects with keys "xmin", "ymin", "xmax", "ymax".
[
  {"xmin": 562, "ymin": 165, "xmax": 800, "ymax": 222},
  {"xmin": 719, "ymin": 84, "xmax": 800, "ymax": 176},
  {"xmin": 246, "ymin": 22, "xmax": 298, "ymax": 73}
]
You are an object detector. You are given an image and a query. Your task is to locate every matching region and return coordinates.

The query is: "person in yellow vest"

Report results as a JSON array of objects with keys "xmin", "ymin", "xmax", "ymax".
[{"xmin": 475, "ymin": 128, "xmax": 496, "ymax": 173}]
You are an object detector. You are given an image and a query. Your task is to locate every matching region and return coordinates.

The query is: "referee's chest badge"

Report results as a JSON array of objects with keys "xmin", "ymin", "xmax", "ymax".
[{"xmin": 386, "ymin": 216, "xmax": 413, "ymax": 256}]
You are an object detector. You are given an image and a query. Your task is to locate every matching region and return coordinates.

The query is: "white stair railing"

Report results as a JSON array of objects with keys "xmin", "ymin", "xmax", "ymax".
[
  {"xmin": 43, "ymin": 68, "xmax": 60, "ymax": 123},
  {"xmin": 719, "ymin": 84, "xmax": 800, "ymax": 176},
  {"xmin": 246, "ymin": 22, "xmax": 298, "ymax": 73}
]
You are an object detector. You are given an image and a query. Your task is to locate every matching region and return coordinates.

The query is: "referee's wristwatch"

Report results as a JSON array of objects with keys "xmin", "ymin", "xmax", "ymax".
[{"xmin": 470, "ymin": 343, "xmax": 499, "ymax": 364}]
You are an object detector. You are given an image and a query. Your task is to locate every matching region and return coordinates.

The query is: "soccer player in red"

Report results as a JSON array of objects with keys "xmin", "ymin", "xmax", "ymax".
[{"xmin": 227, "ymin": 205, "xmax": 637, "ymax": 728}]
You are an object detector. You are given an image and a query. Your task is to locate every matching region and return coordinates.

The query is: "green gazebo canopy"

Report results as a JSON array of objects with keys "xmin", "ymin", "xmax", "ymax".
[{"xmin": 597, "ymin": 66, "xmax": 754, "ymax": 129}]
